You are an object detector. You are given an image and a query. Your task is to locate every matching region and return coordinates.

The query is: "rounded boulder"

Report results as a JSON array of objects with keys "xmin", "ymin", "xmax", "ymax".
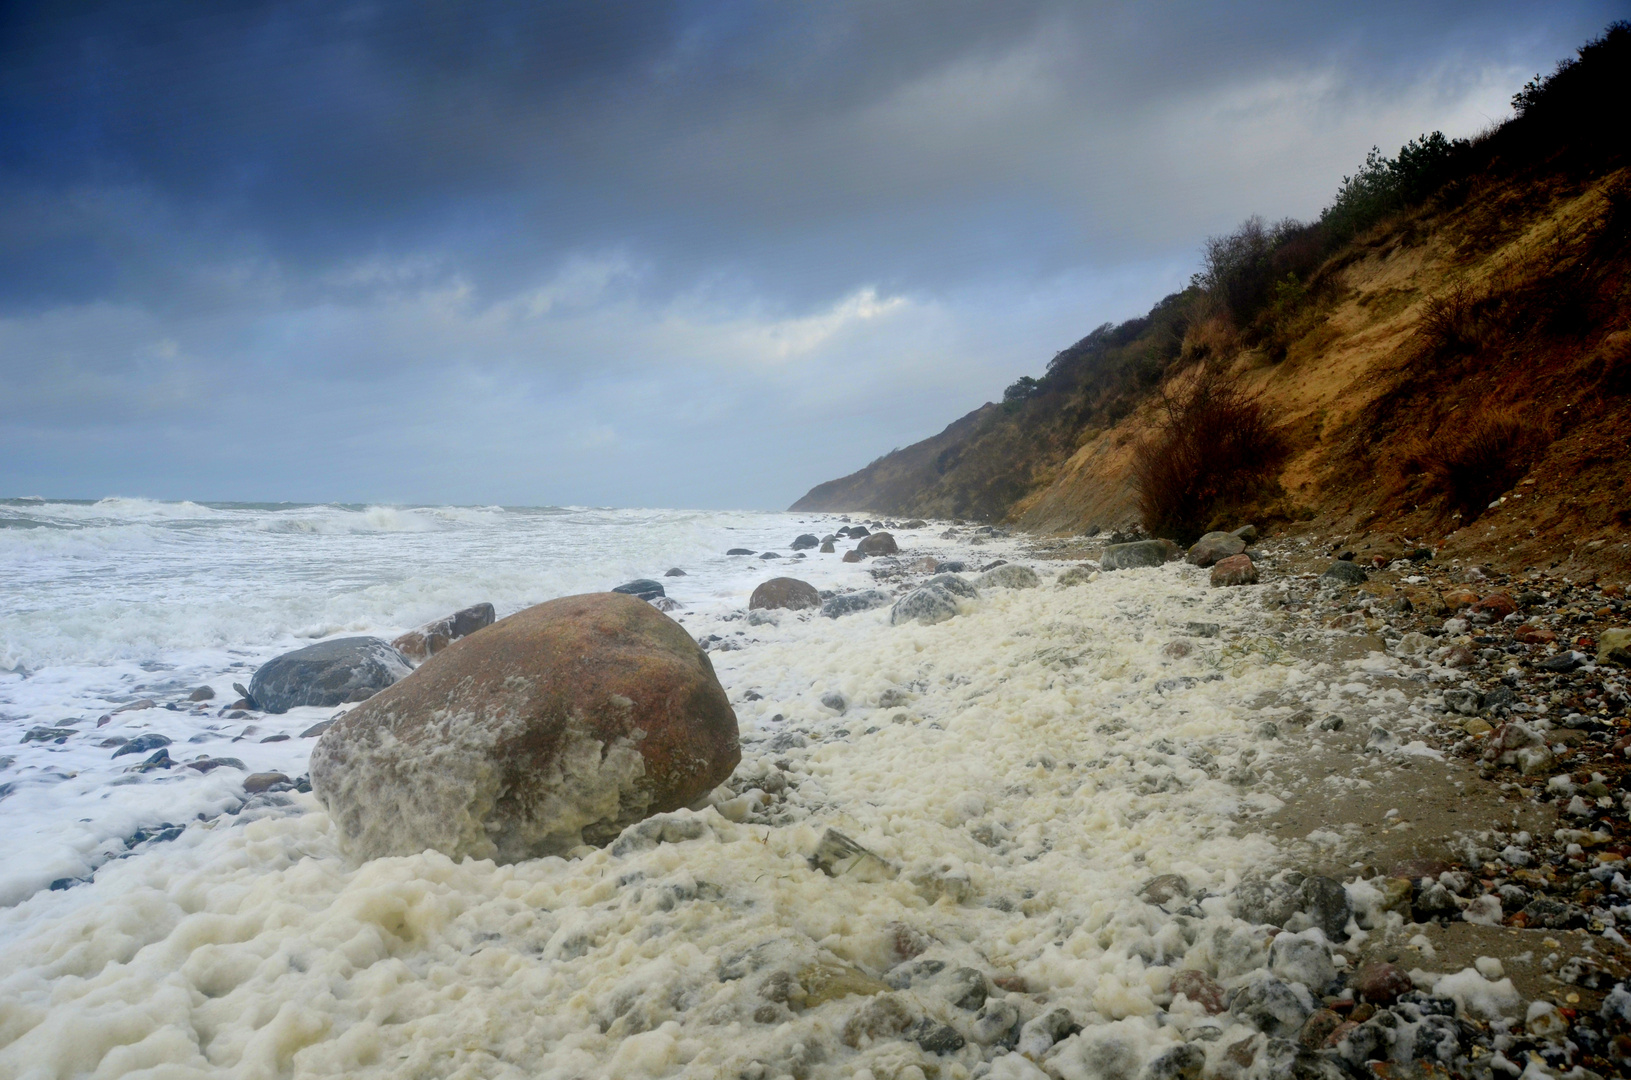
[
  {"xmin": 310, "ymin": 593, "xmax": 740, "ymax": 862},
  {"xmin": 856, "ymin": 531, "xmax": 898, "ymax": 556},
  {"xmin": 975, "ymin": 564, "xmax": 1040, "ymax": 590},
  {"xmin": 890, "ymin": 584, "xmax": 961, "ymax": 626},
  {"xmin": 749, "ymin": 577, "xmax": 822, "ymax": 611},
  {"xmin": 248, "ymin": 636, "xmax": 413, "ymax": 714}
]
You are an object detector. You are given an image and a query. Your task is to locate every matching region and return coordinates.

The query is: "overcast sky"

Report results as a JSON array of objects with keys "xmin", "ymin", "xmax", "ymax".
[{"xmin": 1, "ymin": 1, "xmax": 1620, "ymax": 508}]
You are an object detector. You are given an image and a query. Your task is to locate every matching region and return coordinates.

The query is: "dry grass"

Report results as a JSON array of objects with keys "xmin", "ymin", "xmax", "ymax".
[
  {"xmin": 1399, "ymin": 406, "xmax": 1550, "ymax": 521},
  {"xmin": 1132, "ymin": 367, "xmax": 1289, "ymax": 543}
]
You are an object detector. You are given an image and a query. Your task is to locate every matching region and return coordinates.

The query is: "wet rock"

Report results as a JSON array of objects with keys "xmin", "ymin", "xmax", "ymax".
[
  {"xmin": 890, "ymin": 584, "xmax": 961, "ymax": 626},
  {"xmin": 1140, "ymin": 873, "xmax": 1190, "ymax": 906},
  {"xmin": 1232, "ymin": 977, "xmax": 1312, "ymax": 1037},
  {"xmin": 1170, "ymin": 970, "xmax": 1227, "ymax": 1014},
  {"xmin": 1187, "ymin": 531, "xmax": 1247, "ymax": 567},
  {"xmin": 749, "ymin": 577, "xmax": 821, "ymax": 611},
  {"xmin": 1514, "ymin": 896, "xmax": 1587, "ymax": 929},
  {"xmin": 392, "ymin": 602, "xmax": 497, "ymax": 662},
  {"xmin": 1320, "ymin": 561, "xmax": 1368, "ymax": 586},
  {"xmin": 926, "ymin": 573, "xmax": 978, "ymax": 598},
  {"xmin": 820, "ymin": 590, "xmax": 889, "ymax": 618},
  {"xmin": 1298, "ymin": 1010, "xmax": 1344, "ymax": 1052},
  {"xmin": 758, "ymin": 551, "xmax": 780, "ymax": 559},
  {"xmin": 1443, "ymin": 688, "xmax": 1482, "ymax": 715},
  {"xmin": 1101, "ymin": 540, "xmax": 1169, "ymax": 570},
  {"xmin": 790, "ymin": 534, "xmax": 820, "ymax": 551},
  {"xmin": 1413, "ymin": 882, "xmax": 1460, "ymax": 922},
  {"xmin": 856, "ymin": 532, "xmax": 898, "ymax": 556},
  {"xmin": 976, "ymin": 564, "xmax": 1040, "ymax": 590},
  {"xmin": 1472, "ymin": 592, "xmax": 1517, "ymax": 620},
  {"xmin": 309, "ymin": 593, "xmax": 740, "ymax": 862},
  {"xmin": 1539, "ymin": 650, "xmax": 1587, "ymax": 672},
  {"xmin": 819, "ymin": 691, "xmax": 848, "ymax": 714},
  {"xmin": 1058, "ymin": 565, "xmax": 1095, "ymax": 587},
  {"xmin": 1143, "ymin": 1043, "xmax": 1204, "ymax": 1080},
  {"xmin": 664, "ymin": 567, "xmax": 687, "ymax": 577},
  {"xmin": 884, "ymin": 959, "xmax": 945, "ymax": 989},
  {"xmin": 915, "ymin": 1022, "xmax": 965, "ymax": 1055},
  {"xmin": 971, "ymin": 1000, "xmax": 1021, "ymax": 1047},
  {"xmin": 111, "ymin": 732, "xmax": 172, "ymax": 758},
  {"xmin": 819, "ymin": 540, "xmax": 835, "ymax": 553},
  {"xmin": 249, "ymin": 637, "xmax": 412, "ymax": 714},
  {"xmin": 1233, "ymin": 524, "xmax": 1260, "ymax": 543},
  {"xmin": 611, "ymin": 579, "xmax": 667, "ymax": 601},
  {"xmin": 1270, "ymin": 932, "xmax": 1337, "ymax": 992},
  {"xmin": 185, "ymin": 756, "xmax": 245, "ymax": 773},
  {"xmin": 1354, "ymin": 961, "xmax": 1413, "ymax": 1004},
  {"xmin": 841, "ymin": 550, "xmax": 865, "ymax": 563},
  {"xmin": 809, "ymin": 828, "xmax": 890, "ymax": 878},
  {"xmin": 1210, "ymin": 554, "xmax": 1258, "ymax": 587},
  {"xmin": 945, "ymin": 966, "xmax": 988, "ymax": 1010},
  {"xmin": 726, "ymin": 548, "xmax": 753, "ymax": 556},
  {"xmin": 242, "ymin": 771, "xmax": 290, "ymax": 794},
  {"xmin": 841, "ymin": 994, "xmax": 914, "ymax": 1048},
  {"xmin": 188, "ymin": 686, "xmax": 215, "ymax": 702}
]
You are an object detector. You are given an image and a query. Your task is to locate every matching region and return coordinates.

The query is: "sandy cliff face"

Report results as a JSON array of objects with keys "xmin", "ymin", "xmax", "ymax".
[{"xmin": 795, "ymin": 164, "xmax": 1631, "ymax": 579}]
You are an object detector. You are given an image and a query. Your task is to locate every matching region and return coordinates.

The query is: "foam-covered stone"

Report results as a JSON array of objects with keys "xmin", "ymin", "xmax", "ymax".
[
  {"xmin": 310, "ymin": 593, "xmax": 740, "ymax": 862},
  {"xmin": 1101, "ymin": 540, "xmax": 1169, "ymax": 570},
  {"xmin": 890, "ymin": 584, "xmax": 961, "ymax": 626},
  {"xmin": 976, "ymin": 564, "xmax": 1040, "ymax": 590}
]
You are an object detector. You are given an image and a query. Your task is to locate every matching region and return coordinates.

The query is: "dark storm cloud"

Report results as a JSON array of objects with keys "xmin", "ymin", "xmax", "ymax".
[{"xmin": 0, "ymin": 1, "xmax": 1622, "ymax": 505}]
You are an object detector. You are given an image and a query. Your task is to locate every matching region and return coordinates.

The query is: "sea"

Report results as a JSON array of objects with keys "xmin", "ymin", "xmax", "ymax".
[{"xmin": 0, "ymin": 497, "xmax": 882, "ymax": 909}]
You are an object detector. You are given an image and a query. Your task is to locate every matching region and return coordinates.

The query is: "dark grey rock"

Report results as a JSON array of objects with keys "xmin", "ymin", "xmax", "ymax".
[
  {"xmin": 248, "ymin": 637, "xmax": 412, "ymax": 714},
  {"xmin": 790, "ymin": 534, "xmax": 820, "ymax": 551},
  {"xmin": 976, "ymin": 564, "xmax": 1040, "ymax": 590},
  {"xmin": 1143, "ymin": 1043, "xmax": 1205, "ymax": 1080},
  {"xmin": 915, "ymin": 1023, "xmax": 965, "ymax": 1055},
  {"xmin": 971, "ymin": 1000, "xmax": 1022, "ymax": 1047},
  {"xmin": 1101, "ymin": 540, "xmax": 1168, "ymax": 570},
  {"xmin": 884, "ymin": 959, "xmax": 946, "ymax": 989},
  {"xmin": 612, "ymin": 579, "xmax": 666, "ymax": 601},
  {"xmin": 1298, "ymin": 875, "xmax": 1352, "ymax": 940},
  {"xmin": 820, "ymin": 691, "xmax": 848, "ymax": 714},
  {"xmin": 1320, "ymin": 561, "xmax": 1368, "ymax": 585},
  {"xmin": 1232, "ymin": 977, "xmax": 1311, "ymax": 1037},
  {"xmin": 821, "ymin": 590, "xmax": 890, "ymax": 618},
  {"xmin": 112, "ymin": 732, "xmax": 172, "ymax": 758},
  {"xmin": 664, "ymin": 567, "xmax": 687, "ymax": 577},
  {"xmin": 946, "ymin": 966, "xmax": 987, "ymax": 1010},
  {"xmin": 926, "ymin": 573, "xmax": 978, "ymax": 598},
  {"xmin": 1539, "ymin": 651, "xmax": 1587, "ymax": 672},
  {"xmin": 726, "ymin": 548, "xmax": 753, "ymax": 556},
  {"xmin": 936, "ymin": 560, "xmax": 967, "ymax": 573},
  {"xmin": 1443, "ymin": 688, "xmax": 1482, "ymax": 715}
]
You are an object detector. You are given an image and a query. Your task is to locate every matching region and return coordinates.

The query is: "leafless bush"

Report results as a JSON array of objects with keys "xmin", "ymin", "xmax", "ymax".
[{"xmin": 1132, "ymin": 368, "xmax": 1288, "ymax": 543}]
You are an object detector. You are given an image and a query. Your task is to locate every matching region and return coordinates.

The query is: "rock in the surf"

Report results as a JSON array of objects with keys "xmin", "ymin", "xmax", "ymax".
[
  {"xmin": 749, "ymin": 577, "xmax": 822, "ymax": 611},
  {"xmin": 790, "ymin": 534, "xmax": 820, "ymax": 551},
  {"xmin": 611, "ymin": 579, "xmax": 666, "ymax": 601},
  {"xmin": 926, "ymin": 573, "xmax": 978, "ymax": 598},
  {"xmin": 1100, "ymin": 540, "xmax": 1169, "ymax": 570},
  {"xmin": 310, "ymin": 592, "xmax": 740, "ymax": 862},
  {"xmin": 392, "ymin": 602, "xmax": 496, "ymax": 662},
  {"xmin": 856, "ymin": 532, "xmax": 898, "ymax": 556},
  {"xmin": 890, "ymin": 584, "xmax": 961, "ymax": 626},
  {"xmin": 248, "ymin": 637, "xmax": 413, "ymax": 714},
  {"xmin": 975, "ymin": 564, "xmax": 1039, "ymax": 590}
]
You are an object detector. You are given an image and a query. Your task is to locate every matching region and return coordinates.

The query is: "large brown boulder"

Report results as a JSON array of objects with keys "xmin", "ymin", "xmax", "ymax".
[
  {"xmin": 310, "ymin": 593, "xmax": 740, "ymax": 862},
  {"xmin": 392, "ymin": 601, "xmax": 496, "ymax": 662},
  {"xmin": 856, "ymin": 531, "xmax": 898, "ymax": 556},
  {"xmin": 749, "ymin": 577, "xmax": 821, "ymax": 611}
]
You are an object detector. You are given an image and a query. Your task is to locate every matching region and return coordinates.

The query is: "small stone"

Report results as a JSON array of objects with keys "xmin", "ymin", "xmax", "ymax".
[
  {"xmin": 663, "ymin": 567, "xmax": 687, "ymax": 577},
  {"xmin": 1321, "ymin": 561, "xmax": 1368, "ymax": 585},
  {"xmin": 1143, "ymin": 1043, "xmax": 1204, "ymax": 1080},
  {"xmin": 840, "ymin": 994, "xmax": 914, "ymax": 1049},
  {"xmin": 1170, "ymin": 970, "xmax": 1227, "ymax": 1014},
  {"xmin": 1354, "ymin": 961, "xmax": 1413, "ymax": 1004},
  {"xmin": 188, "ymin": 686, "xmax": 216, "ymax": 702},
  {"xmin": 1299, "ymin": 1009, "xmax": 1344, "ymax": 1051},
  {"xmin": 1443, "ymin": 688, "xmax": 1482, "ymax": 715},
  {"xmin": 749, "ymin": 577, "xmax": 822, "ymax": 611},
  {"xmin": 916, "ymin": 1023, "xmax": 965, "ymax": 1055},
  {"xmin": 611, "ymin": 579, "xmax": 666, "ymax": 601},
  {"xmin": 1210, "ymin": 554, "xmax": 1258, "ymax": 587},
  {"xmin": 1140, "ymin": 873, "xmax": 1190, "ymax": 906},
  {"xmin": 820, "ymin": 691, "xmax": 848, "ymax": 714},
  {"xmin": 1473, "ymin": 593, "xmax": 1517, "ymax": 619},
  {"xmin": 243, "ymin": 771, "xmax": 290, "ymax": 794},
  {"xmin": 726, "ymin": 548, "xmax": 753, "ymax": 556},
  {"xmin": 1596, "ymin": 628, "xmax": 1631, "ymax": 666},
  {"xmin": 1463, "ymin": 717, "xmax": 1493, "ymax": 737},
  {"xmin": 842, "ymin": 549, "xmax": 865, "ymax": 563},
  {"xmin": 111, "ymin": 732, "xmax": 172, "ymax": 758},
  {"xmin": 1187, "ymin": 531, "xmax": 1246, "ymax": 568},
  {"xmin": 945, "ymin": 966, "xmax": 988, "ymax": 1010},
  {"xmin": 819, "ymin": 540, "xmax": 835, "ymax": 553}
]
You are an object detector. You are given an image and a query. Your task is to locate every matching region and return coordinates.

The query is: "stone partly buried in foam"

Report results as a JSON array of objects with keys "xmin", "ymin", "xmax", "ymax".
[
  {"xmin": 391, "ymin": 601, "xmax": 496, "ymax": 662},
  {"xmin": 310, "ymin": 592, "xmax": 741, "ymax": 863}
]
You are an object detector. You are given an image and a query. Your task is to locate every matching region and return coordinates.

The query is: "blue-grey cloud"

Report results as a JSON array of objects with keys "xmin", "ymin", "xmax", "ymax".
[{"xmin": 0, "ymin": 1, "xmax": 1621, "ymax": 506}]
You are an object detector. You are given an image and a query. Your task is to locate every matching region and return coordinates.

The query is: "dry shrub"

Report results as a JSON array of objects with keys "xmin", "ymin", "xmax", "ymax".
[
  {"xmin": 1418, "ymin": 283, "xmax": 1502, "ymax": 357},
  {"xmin": 1402, "ymin": 407, "xmax": 1549, "ymax": 520},
  {"xmin": 1132, "ymin": 368, "xmax": 1289, "ymax": 543}
]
